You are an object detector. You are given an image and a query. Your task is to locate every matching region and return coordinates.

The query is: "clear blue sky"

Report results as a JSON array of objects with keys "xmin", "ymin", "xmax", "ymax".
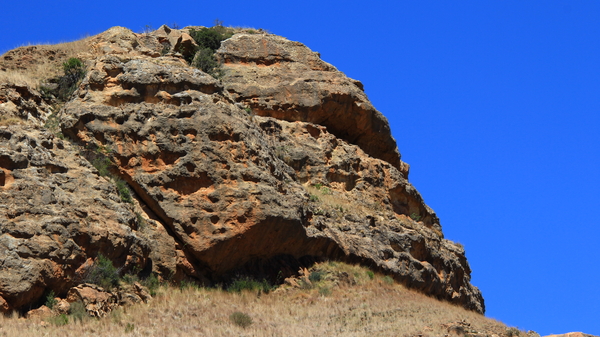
[{"xmin": 2, "ymin": 1, "xmax": 598, "ymax": 335}]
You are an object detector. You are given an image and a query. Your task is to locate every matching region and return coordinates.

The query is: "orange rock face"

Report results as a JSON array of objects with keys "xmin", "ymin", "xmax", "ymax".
[{"xmin": 0, "ymin": 26, "xmax": 484, "ymax": 314}]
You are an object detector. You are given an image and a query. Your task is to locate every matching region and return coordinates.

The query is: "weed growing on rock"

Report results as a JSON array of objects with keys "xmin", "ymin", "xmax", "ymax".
[
  {"xmin": 125, "ymin": 322, "xmax": 135, "ymax": 333},
  {"xmin": 229, "ymin": 311, "xmax": 252, "ymax": 328},
  {"xmin": 227, "ymin": 276, "xmax": 273, "ymax": 293},
  {"xmin": 69, "ymin": 300, "xmax": 87, "ymax": 322},
  {"xmin": 48, "ymin": 313, "xmax": 69, "ymax": 326},
  {"xmin": 135, "ymin": 212, "xmax": 147, "ymax": 230},
  {"xmin": 114, "ymin": 178, "xmax": 132, "ymax": 203},
  {"xmin": 141, "ymin": 274, "xmax": 160, "ymax": 296},
  {"xmin": 189, "ymin": 23, "xmax": 233, "ymax": 52},
  {"xmin": 191, "ymin": 47, "xmax": 219, "ymax": 75},
  {"xmin": 57, "ymin": 57, "xmax": 85, "ymax": 100},
  {"xmin": 44, "ymin": 290, "xmax": 57, "ymax": 309},
  {"xmin": 43, "ymin": 112, "xmax": 64, "ymax": 137},
  {"xmin": 309, "ymin": 270, "xmax": 324, "ymax": 283},
  {"xmin": 92, "ymin": 157, "xmax": 112, "ymax": 177},
  {"xmin": 85, "ymin": 254, "xmax": 120, "ymax": 290},
  {"xmin": 90, "ymin": 153, "xmax": 133, "ymax": 204},
  {"xmin": 188, "ymin": 22, "xmax": 233, "ymax": 77},
  {"xmin": 318, "ymin": 286, "xmax": 332, "ymax": 296}
]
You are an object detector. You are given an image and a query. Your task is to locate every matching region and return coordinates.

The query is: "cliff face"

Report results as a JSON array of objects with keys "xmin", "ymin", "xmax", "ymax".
[{"xmin": 0, "ymin": 26, "xmax": 484, "ymax": 314}]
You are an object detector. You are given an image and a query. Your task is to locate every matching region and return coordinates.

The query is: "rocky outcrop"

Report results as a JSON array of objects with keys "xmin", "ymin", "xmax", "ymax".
[
  {"xmin": 0, "ymin": 124, "xmax": 149, "ymax": 312},
  {"xmin": 0, "ymin": 26, "xmax": 484, "ymax": 314},
  {"xmin": 0, "ymin": 83, "xmax": 52, "ymax": 126},
  {"xmin": 217, "ymin": 34, "xmax": 404, "ymax": 173}
]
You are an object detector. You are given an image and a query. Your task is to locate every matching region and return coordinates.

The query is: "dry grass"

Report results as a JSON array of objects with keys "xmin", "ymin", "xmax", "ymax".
[
  {"xmin": 305, "ymin": 183, "xmax": 396, "ymax": 221},
  {"xmin": 0, "ymin": 117, "xmax": 24, "ymax": 126},
  {"xmin": 0, "ymin": 262, "xmax": 514, "ymax": 337},
  {"xmin": 0, "ymin": 38, "xmax": 90, "ymax": 89},
  {"xmin": 0, "ymin": 70, "xmax": 39, "ymax": 88}
]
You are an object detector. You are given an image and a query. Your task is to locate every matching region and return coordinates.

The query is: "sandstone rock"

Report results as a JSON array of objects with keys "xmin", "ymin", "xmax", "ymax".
[
  {"xmin": 54, "ymin": 298, "xmax": 70, "ymax": 314},
  {"xmin": 0, "ymin": 295, "xmax": 9, "ymax": 313},
  {"xmin": 0, "ymin": 83, "xmax": 52, "ymax": 126},
  {"xmin": 173, "ymin": 33, "xmax": 198, "ymax": 59},
  {"xmin": 0, "ymin": 26, "xmax": 485, "ymax": 315},
  {"xmin": 60, "ymin": 51, "xmax": 483, "ymax": 313},
  {"xmin": 0, "ymin": 124, "xmax": 149, "ymax": 311},
  {"xmin": 26, "ymin": 305, "xmax": 53, "ymax": 320},
  {"xmin": 66, "ymin": 283, "xmax": 118, "ymax": 318},
  {"xmin": 115, "ymin": 282, "xmax": 152, "ymax": 306},
  {"xmin": 217, "ymin": 34, "xmax": 404, "ymax": 173}
]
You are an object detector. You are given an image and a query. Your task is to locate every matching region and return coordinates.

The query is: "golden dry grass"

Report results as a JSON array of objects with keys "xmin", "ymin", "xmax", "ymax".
[
  {"xmin": 0, "ymin": 117, "xmax": 24, "ymax": 126},
  {"xmin": 0, "ymin": 38, "xmax": 89, "ymax": 89},
  {"xmin": 0, "ymin": 262, "xmax": 515, "ymax": 337}
]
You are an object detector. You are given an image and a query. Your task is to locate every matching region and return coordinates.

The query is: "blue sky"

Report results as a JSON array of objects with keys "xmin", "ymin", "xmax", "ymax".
[{"xmin": 2, "ymin": 1, "xmax": 599, "ymax": 335}]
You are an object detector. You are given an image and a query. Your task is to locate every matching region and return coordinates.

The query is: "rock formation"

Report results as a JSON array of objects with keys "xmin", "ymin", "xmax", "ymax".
[{"xmin": 0, "ymin": 25, "xmax": 484, "ymax": 315}]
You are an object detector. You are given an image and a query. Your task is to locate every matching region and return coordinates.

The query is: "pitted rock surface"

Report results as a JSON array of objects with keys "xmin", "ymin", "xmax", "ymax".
[
  {"xmin": 0, "ymin": 26, "xmax": 484, "ymax": 314},
  {"xmin": 0, "ymin": 125, "xmax": 149, "ymax": 312},
  {"xmin": 217, "ymin": 34, "xmax": 404, "ymax": 173},
  {"xmin": 0, "ymin": 83, "xmax": 52, "ymax": 125}
]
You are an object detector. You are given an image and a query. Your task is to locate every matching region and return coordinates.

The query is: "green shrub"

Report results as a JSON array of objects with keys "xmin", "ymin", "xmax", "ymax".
[
  {"xmin": 189, "ymin": 28, "xmax": 224, "ymax": 52},
  {"xmin": 191, "ymin": 47, "xmax": 219, "ymax": 75},
  {"xmin": 188, "ymin": 26, "xmax": 233, "ymax": 52},
  {"xmin": 45, "ymin": 290, "xmax": 57, "ymax": 309},
  {"xmin": 125, "ymin": 323, "xmax": 135, "ymax": 333},
  {"xmin": 366, "ymin": 271, "xmax": 375, "ymax": 280},
  {"xmin": 318, "ymin": 286, "xmax": 332, "ymax": 296},
  {"xmin": 58, "ymin": 57, "xmax": 85, "ymax": 100},
  {"xmin": 85, "ymin": 254, "xmax": 120, "ymax": 290},
  {"xmin": 142, "ymin": 273, "xmax": 160, "ymax": 296},
  {"xmin": 227, "ymin": 276, "xmax": 272, "ymax": 293},
  {"xmin": 309, "ymin": 194, "xmax": 319, "ymax": 202},
  {"xmin": 179, "ymin": 279, "xmax": 201, "ymax": 291},
  {"xmin": 410, "ymin": 212, "xmax": 422, "ymax": 221},
  {"xmin": 229, "ymin": 311, "xmax": 252, "ymax": 328},
  {"xmin": 69, "ymin": 300, "xmax": 87, "ymax": 322},
  {"xmin": 188, "ymin": 24, "xmax": 233, "ymax": 77},
  {"xmin": 48, "ymin": 313, "xmax": 69, "ymax": 326},
  {"xmin": 114, "ymin": 178, "xmax": 132, "ymax": 203},
  {"xmin": 308, "ymin": 270, "xmax": 324, "ymax": 283},
  {"xmin": 92, "ymin": 157, "xmax": 112, "ymax": 177},
  {"xmin": 382, "ymin": 275, "xmax": 394, "ymax": 285},
  {"xmin": 43, "ymin": 112, "xmax": 62, "ymax": 135}
]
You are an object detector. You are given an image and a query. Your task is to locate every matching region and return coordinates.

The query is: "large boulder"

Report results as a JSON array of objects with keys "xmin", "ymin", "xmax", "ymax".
[
  {"xmin": 0, "ymin": 26, "xmax": 484, "ymax": 314},
  {"xmin": 59, "ymin": 50, "xmax": 483, "ymax": 313}
]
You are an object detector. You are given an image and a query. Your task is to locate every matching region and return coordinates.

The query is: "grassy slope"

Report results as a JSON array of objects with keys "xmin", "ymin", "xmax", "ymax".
[{"xmin": 0, "ymin": 262, "xmax": 519, "ymax": 337}]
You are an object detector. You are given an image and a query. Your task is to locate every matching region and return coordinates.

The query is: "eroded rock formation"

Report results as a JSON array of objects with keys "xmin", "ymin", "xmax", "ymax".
[{"xmin": 0, "ymin": 25, "xmax": 484, "ymax": 314}]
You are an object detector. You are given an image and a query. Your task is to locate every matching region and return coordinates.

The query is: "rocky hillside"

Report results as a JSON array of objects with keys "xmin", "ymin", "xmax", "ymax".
[{"xmin": 0, "ymin": 25, "xmax": 484, "ymax": 315}]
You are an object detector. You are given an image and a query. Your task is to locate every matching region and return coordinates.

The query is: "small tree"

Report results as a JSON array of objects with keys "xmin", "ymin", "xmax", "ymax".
[
  {"xmin": 191, "ymin": 47, "xmax": 219, "ymax": 75},
  {"xmin": 188, "ymin": 23, "xmax": 233, "ymax": 77},
  {"xmin": 85, "ymin": 254, "xmax": 120, "ymax": 290},
  {"xmin": 58, "ymin": 57, "xmax": 85, "ymax": 100}
]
